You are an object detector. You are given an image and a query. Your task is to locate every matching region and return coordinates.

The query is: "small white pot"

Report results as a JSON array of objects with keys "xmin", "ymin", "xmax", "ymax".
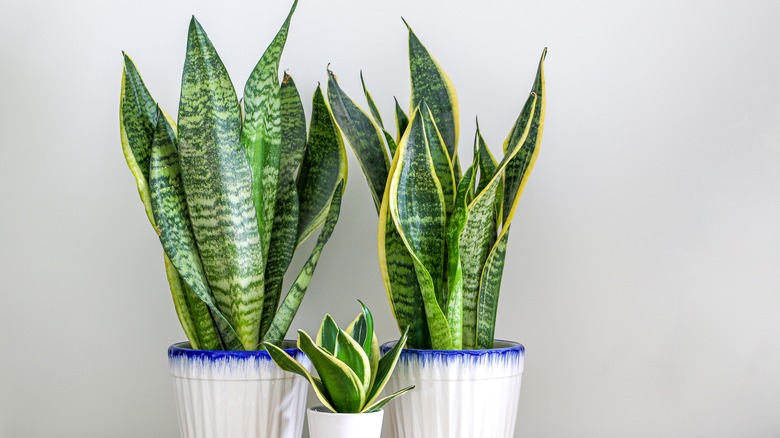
[
  {"xmin": 380, "ymin": 340, "xmax": 525, "ymax": 438},
  {"xmin": 307, "ymin": 406, "xmax": 384, "ymax": 438},
  {"xmin": 168, "ymin": 341, "xmax": 311, "ymax": 438}
]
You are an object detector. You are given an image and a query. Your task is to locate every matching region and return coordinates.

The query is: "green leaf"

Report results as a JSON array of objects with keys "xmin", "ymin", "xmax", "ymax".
[
  {"xmin": 120, "ymin": 55, "xmax": 208, "ymax": 349},
  {"xmin": 263, "ymin": 182, "xmax": 345, "ymax": 343},
  {"xmin": 393, "ymin": 97, "xmax": 409, "ymax": 144},
  {"xmin": 476, "ymin": 49, "xmax": 547, "ymax": 349},
  {"xmin": 459, "ymin": 93, "xmax": 537, "ymax": 349},
  {"xmin": 476, "ymin": 123, "xmax": 499, "ymax": 195},
  {"xmin": 389, "ymin": 110, "xmax": 452, "ymax": 349},
  {"xmin": 327, "ymin": 69, "xmax": 389, "ymax": 212},
  {"xmin": 177, "ymin": 17, "xmax": 265, "ymax": 350},
  {"xmin": 378, "ymin": 128, "xmax": 430, "ymax": 349},
  {"xmin": 502, "ymin": 48, "xmax": 547, "ymax": 226},
  {"xmin": 264, "ymin": 341, "xmax": 336, "ymax": 413},
  {"xmin": 335, "ymin": 329, "xmax": 372, "ymax": 394},
  {"xmin": 357, "ymin": 301, "xmax": 375, "ymax": 362},
  {"xmin": 360, "ymin": 71, "xmax": 384, "ymax": 128},
  {"xmin": 297, "ymin": 85, "xmax": 347, "ymax": 245},
  {"xmin": 260, "ymin": 73, "xmax": 306, "ymax": 338},
  {"xmin": 316, "ymin": 314, "xmax": 339, "ymax": 355},
  {"xmin": 149, "ymin": 108, "xmax": 240, "ymax": 350},
  {"xmin": 420, "ymin": 103, "xmax": 456, "ymax": 218},
  {"xmin": 362, "ymin": 385, "xmax": 415, "ymax": 413},
  {"xmin": 241, "ymin": 0, "xmax": 298, "ymax": 265},
  {"xmin": 445, "ymin": 163, "xmax": 477, "ymax": 348},
  {"xmin": 365, "ymin": 329, "xmax": 408, "ymax": 407},
  {"xmin": 406, "ymin": 20, "xmax": 459, "ymax": 160},
  {"xmin": 476, "ymin": 229, "xmax": 509, "ymax": 349},
  {"xmin": 298, "ymin": 330, "xmax": 365, "ymax": 413}
]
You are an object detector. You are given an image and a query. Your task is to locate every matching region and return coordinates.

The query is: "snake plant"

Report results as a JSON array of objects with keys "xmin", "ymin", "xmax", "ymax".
[
  {"xmin": 119, "ymin": 0, "xmax": 347, "ymax": 351},
  {"xmin": 264, "ymin": 303, "xmax": 413, "ymax": 413},
  {"xmin": 326, "ymin": 21, "xmax": 546, "ymax": 350}
]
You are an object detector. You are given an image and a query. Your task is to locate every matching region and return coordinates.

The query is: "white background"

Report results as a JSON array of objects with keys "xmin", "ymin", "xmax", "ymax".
[{"xmin": 1, "ymin": 0, "xmax": 779, "ymax": 437}]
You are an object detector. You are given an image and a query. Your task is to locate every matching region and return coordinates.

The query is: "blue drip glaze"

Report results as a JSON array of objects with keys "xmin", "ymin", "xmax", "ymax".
[
  {"xmin": 168, "ymin": 341, "xmax": 302, "ymax": 363},
  {"xmin": 380, "ymin": 339, "xmax": 524, "ymax": 366}
]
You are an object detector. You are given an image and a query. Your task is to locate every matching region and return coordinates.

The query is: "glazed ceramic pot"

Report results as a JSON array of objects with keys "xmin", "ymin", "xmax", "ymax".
[
  {"xmin": 307, "ymin": 406, "xmax": 384, "ymax": 438},
  {"xmin": 168, "ymin": 341, "xmax": 311, "ymax": 438},
  {"xmin": 380, "ymin": 340, "xmax": 524, "ymax": 438}
]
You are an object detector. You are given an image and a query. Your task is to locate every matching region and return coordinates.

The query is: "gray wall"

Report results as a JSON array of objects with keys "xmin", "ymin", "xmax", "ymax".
[{"xmin": 1, "ymin": 0, "xmax": 779, "ymax": 436}]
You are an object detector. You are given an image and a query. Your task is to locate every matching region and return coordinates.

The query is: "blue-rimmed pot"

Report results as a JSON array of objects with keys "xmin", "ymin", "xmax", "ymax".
[
  {"xmin": 168, "ymin": 341, "xmax": 312, "ymax": 438},
  {"xmin": 379, "ymin": 340, "xmax": 525, "ymax": 438}
]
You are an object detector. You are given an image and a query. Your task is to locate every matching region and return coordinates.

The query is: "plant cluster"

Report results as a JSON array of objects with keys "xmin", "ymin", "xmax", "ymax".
[
  {"xmin": 326, "ymin": 22, "xmax": 547, "ymax": 350},
  {"xmin": 265, "ymin": 303, "xmax": 413, "ymax": 413},
  {"xmin": 119, "ymin": 0, "xmax": 346, "ymax": 350}
]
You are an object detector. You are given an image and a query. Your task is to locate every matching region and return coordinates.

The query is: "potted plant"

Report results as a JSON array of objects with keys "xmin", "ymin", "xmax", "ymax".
[
  {"xmin": 264, "ymin": 303, "xmax": 413, "ymax": 438},
  {"xmin": 325, "ymin": 19, "xmax": 546, "ymax": 438},
  {"xmin": 119, "ymin": 1, "xmax": 347, "ymax": 437}
]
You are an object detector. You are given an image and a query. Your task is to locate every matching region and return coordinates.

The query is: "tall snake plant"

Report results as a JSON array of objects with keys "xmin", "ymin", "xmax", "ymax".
[
  {"xmin": 119, "ymin": 0, "xmax": 347, "ymax": 350},
  {"xmin": 327, "ymin": 21, "xmax": 546, "ymax": 350}
]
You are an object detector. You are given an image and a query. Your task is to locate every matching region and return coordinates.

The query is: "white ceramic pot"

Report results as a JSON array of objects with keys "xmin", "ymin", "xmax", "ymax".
[
  {"xmin": 380, "ymin": 340, "xmax": 525, "ymax": 438},
  {"xmin": 307, "ymin": 406, "xmax": 384, "ymax": 438},
  {"xmin": 168, "ymin": 341, "xmax": 311, "ymax": 438}
]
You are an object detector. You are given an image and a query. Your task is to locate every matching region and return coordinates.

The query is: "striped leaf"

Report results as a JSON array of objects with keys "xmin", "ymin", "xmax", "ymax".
[
  {"xmin": 406, "ymin": 20, "xmax": 459, "ymax": 160},
  {"xmin": 459, "ymin": 93, "xmax": 537, "ymax": 349},
  {"xmin": 345, "ymin": 308, "xmax": 379, "ymax": 391},
  {"xmin": 327, "ymin": 70, "xmax": 389, "ymax": 212},
  {"xmin": 177, "ymin": 17, "xmax": 265, "ymax": 350},
  {"xmin": 389, "ymin": 110, "xmax": 452, "ymax": 349},
  {"xmin": 378, "ymin": 123, "xmax": 430, "ymax": 349},
  {"xmin": 476, "ymin": 123, "xmax": 499, "ymax": 195},
  {"xmin": 477, "ymin": 49, "xmax": 547, "ymax": 348},
  {"xmin": 361, "ymin": 71, "xmax": 384, "ymax": 128},
  {"xmin": 260, "ymin": 73, "xmax": 306, "ymax": 338},
  {"xmin": 263, "ymin": 341, "xmax": 336, "ymax": 412},
  {"xmin": 149, "ymin": 109, "xmax": 235, "ymax": 350},
  {"xmin": 263, "ymin": 182, "xmax": 344, "ymax": 343},
  {"xmin": 393, "ymin": 97, "xmax": 409, "ymax": 144},
  {"xmin": 296, "ymin": 86, "xmax": 347, "ymax": 245},
  {"xmin": 363, "ymin": 385, "xmax": 415, "ymax": 413},
  {"xmin": 445, "ymin": 163, "xmax": 477, "ymax": 348},
  {"xmin": 421, "ymin": 103, "xmax": 456, "ymax": 217},
  {"xmin": 120, "ymin": 55, "xmax": 206, "ymax": 348},
  {"xmin": 242, "ymin": 0, "xmax": 298, "ymax": 265},
  {"xmin": 298, "ymin": 330, "xmax": 365, "ymax": 413}
]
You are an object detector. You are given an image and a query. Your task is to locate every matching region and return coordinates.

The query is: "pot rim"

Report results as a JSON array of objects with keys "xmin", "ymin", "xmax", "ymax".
[
  {"xmin": 307, "ymin": 406, "xmax": 383, "ymax": 417},
  {"xmin": 168, "ymin": 340, "xmax": 301, "ymax": 360},
  {"xmin": 379, "ymin": 339, "xmax": 524, "ymax": 356}
]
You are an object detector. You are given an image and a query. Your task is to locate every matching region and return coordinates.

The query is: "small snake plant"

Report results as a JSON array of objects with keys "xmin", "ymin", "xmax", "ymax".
[
  {"xmin": 326, "ymin": 20, "xmax": 546, "ymax": 350},
  {"xmin": 119, "ymin": 0, "xmax": 347, "ymax": 350},
  {"xmin": 264, "ymin": 303, "xmax": 413, "ymax": 413}
]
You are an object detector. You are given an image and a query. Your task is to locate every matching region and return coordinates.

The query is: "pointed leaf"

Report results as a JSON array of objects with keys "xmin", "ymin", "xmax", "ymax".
[
  {"xmin": 298, "ymin": 330, "xmax": 365, "ymax": 413},
  {"xmin": 460, "ymin": 93, "xmax": 537, "ymax": 349},
  {"xmin": 365, "ymin": 330, "xmax": 408, "ymax": 407},
  {"xmin": 242, "ymin": 0, "xmax": 298, "ymax": 264},
  {"xmin": 476, "ymin": 229, "xmax": 509, "ymax": 349},
  {"xmin": 120, "ymin": 56, "xmax": 206, "ymax": 348},
  {"xmin": 406, "ymin": 20, "xmax": 459, "ymax": 159},
  {"xmin": 260, "ymin": 73, "xmax": 307, "ymax": 338},
  {"xmin": 316, "ymin": 314, "xmax": 339, "ymax": 354},
  {"xmin": 327, "ymin": 69, "xmax": 389, "ymax": 212},
  {"xmin": 361, "ymin": 71, "xmax": 384, "ymax": 127},
  {"xmin": 389, "ymin": 110, "xmax": 451, "ymax": 349},
  {"xmin": 335, "ymin": 329, "xmax": 372, "ymax": 393},
  {"xmin": 177, "ymin": 18, "xmax": 265, "ymax": 350},
  {"xmin": 378, "ymin": 127, "xmax": 430, "ymax": 349},
  {"xmin": 296, "ymin": 86, "xmax": 347, "ymax": 245},
  {"xmin": 362, "ymin": 385, "xmax": 415, "ymax": 413},
  {"xmin": 263, "ymin": 182, "xmax": 345, "ymax": 342},
  {"xmin": 264, "ymin": 341, "xmax": 336, "ymax": 412},
  {"xmin": 421, "ymin": 103, "xmax": 456, "ymax": 216},
  {"xmin": 394, "ymin": 97, "xmax": 409, "ymax": 144}
]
